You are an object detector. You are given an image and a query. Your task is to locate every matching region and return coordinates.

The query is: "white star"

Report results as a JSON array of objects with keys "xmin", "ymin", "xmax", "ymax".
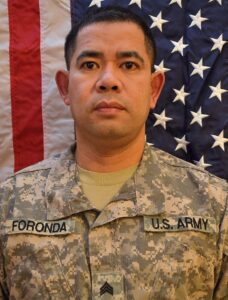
[
  {"xmin": 129, "ymin": 0, "xmax": 142, "ymax": 8},
  {"xmin": 190, "ymin": 58, "xmax": 210, "ymax": 79},
  {"xmin": 153, "ymin": 110, "xmax": 173, "ymax": 129},
  {"xmin": 171, "ymin": 37, "xmax": 188, "ymax": 56},
  {"xmin": 173, "ymin": 85, "xmax": 189, "ymax": 104},
  {"xmin": 150, "ymin": 12, "xmax": 169, "ymax": 32},
  {"xmin": 194, "ymin": 156, "xmax": 212, "ymax": 169},
  {"xmin": 174, "ymin": 135, "xmax": 190, "ymax": 153},
  {"xmin": 211, "ymin": 34, "xmax": 227, "ymax": 52},
  {"xmin": 189, "ymin": 10, "xmax": 208, "ymax": 30},
  {"xmin": 209, "ymin": 0, "xmax": 222, "ymax": 5},
  {"xmin": 209, "ymin": 82, "xmax": 227, "ymax": 102},
  {"xmin": 89, "ymin": 0, "xmax": 104, "ymax": 7},
  {"xmin": 154, "ymin": 60, "xmax": 171, "ymax": 73},
  {"xmin": 211, "ymin": 131, "xmax": 228, "ymax": 151},
  {"xmin": 190, "ymin": 107, "xmax": 209, "ymax": 127},
  {"xmin": 169, "ymin": 0, "xmax": 182, "ymax": 7}
]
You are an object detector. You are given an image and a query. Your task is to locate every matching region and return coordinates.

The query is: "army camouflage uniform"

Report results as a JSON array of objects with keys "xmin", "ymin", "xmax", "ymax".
[{"xmin": 0, "ymin": 143, "xmax": 227, "ymax": 300}]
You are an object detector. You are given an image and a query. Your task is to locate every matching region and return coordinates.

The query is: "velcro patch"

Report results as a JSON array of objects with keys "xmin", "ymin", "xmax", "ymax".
[
  {"xmin": 144, "ymin": 216, "xmax": 216, "ymax": 233},
  {"xmin": 4, "ymin": 219, "xmax": 75, "ymax": 235},
  {"xmin": 92, "ymin": 272, "xmax": 124, "ymax": 300}
]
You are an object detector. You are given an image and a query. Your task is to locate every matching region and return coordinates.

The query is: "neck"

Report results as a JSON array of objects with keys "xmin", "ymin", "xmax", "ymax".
[{"xmin": 75, "ymin": 132, "xmax": 145, "ymax": 172}]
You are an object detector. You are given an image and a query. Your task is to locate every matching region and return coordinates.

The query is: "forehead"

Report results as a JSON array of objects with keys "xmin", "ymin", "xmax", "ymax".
[{"xmin": 74, "ymin": 21, "xmax": 148, "ymax": 55}]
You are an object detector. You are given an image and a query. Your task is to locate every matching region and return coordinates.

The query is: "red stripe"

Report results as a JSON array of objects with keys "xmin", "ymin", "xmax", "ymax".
[{"xmin": 8, "ymin": 0, "xmax": 44, "ymax": 172}]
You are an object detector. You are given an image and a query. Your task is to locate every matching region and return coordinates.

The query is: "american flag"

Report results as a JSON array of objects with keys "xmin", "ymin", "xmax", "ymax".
[{"xmin": 0, "ymin": 0, "xmax": 227, "ymax": 181}]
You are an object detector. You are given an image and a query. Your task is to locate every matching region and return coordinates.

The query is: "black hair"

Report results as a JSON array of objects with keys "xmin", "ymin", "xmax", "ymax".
[{"xmin": 64, "ymin": 6, "xmax": 156, "ymax": 72}]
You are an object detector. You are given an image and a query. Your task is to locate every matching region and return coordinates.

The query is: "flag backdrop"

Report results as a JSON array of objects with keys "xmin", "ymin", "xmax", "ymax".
[{"xmin": 0, "ymin": 0, "xmax": 227, "ymax": 182}]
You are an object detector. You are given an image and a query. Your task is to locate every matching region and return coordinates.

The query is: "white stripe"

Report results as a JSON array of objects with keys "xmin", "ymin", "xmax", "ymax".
[
  {"xmin": 0, "ymin": 0, "xmax": 15, "ymax": 182},
  {"xmin": 39, "ymin": 0, "xmax": 74, "ymax": 160}
]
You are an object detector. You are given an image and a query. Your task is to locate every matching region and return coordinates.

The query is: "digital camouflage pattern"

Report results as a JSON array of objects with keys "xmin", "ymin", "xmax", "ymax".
[{"xmin": 0, "ymin": 143, "xmax": 227, "ymax": 299}]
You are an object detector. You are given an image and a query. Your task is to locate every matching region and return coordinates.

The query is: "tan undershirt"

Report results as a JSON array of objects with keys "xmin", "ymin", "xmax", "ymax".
[{"xmin": 77, "ymin": 164, "xmax": 137, "ymax": 210}]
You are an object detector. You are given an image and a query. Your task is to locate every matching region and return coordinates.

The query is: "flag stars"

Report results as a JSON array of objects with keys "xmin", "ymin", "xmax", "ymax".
[
  {"xmin": 89, "ymin": 0, "xmax": 103, "ymax": 7},
  {"xmin": 169, "ymin": 0, "xmax": 182, "ymax": 7},
  {"xmin": 190, "ymin": 58, "xmax": 210, "ymax": 79},
  {"xmin": 209, "ymin": 0, "xmax": 222, "ymax": 5},
  {"xmin": 129, "ymin": 0, "xmax": 142, "ymax": 8},
  {"xmin": 171, "ymin": 37, "xmax": 188, "ymax": 56},
  {"xmin": 189, "ymin": 10, "xmax": 208, "ymax": 29},
  {"xmin": 150, "ymin": 12, "xmax": 169, "ymax": 32},
  {"xmin": 174, "ymin": 135, "xmax": 190, "ymax": 153},
  {"xmin": 211, "ymin": 131, "xmax": 228, "ymax": 151},
  {"xmin": 153, "ymin": 110, "xmax": 173, "ymax": 129},
  {"xmin": 209, "ymin": 82, "xmax": 227, "ymax": 102},
  {"xmin": 211, "ymin": 34, "xmax": 227, "ymax": 52},
  {"xmin": 173, "ymin": 86, "xmax": 189, "ymax": 104},
  {"xmin": 145, "ymin": 135, "xmax": 154, "ymax": 146},
  {"xmin": 190, "ymin": 107, "xmax": 209, "ymax": 127},
  {"xmin": 194, "ymin": 156, "xmax": 212, "ymax": 169},
  {"xmin": 154, "ymin": 60, "xmax": 171, "ymax": 73}
]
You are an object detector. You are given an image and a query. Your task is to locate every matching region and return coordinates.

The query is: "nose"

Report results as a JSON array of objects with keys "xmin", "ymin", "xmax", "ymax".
[{"xmin": 96, "ymin": 65, "xmax": 121, "ymax": 92}]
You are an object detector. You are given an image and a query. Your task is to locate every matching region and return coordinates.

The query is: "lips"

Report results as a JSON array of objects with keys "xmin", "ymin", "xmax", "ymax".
[{"xmin": 94, "ymin": 101, "xmax": 125, "ymax": 110}]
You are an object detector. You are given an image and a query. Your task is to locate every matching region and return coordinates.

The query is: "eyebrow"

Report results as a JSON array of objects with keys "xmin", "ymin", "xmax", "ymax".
[
  {"xmin": 116, "ymin": 51, "xmax": 145, "ymax": 65},
  {"xmin": 76, "ymin": 51, "xmax": 103, "ymax": 63},
  {"xmin": 76, "ymin": 50, "xmax": 145, "ymax": 64}
]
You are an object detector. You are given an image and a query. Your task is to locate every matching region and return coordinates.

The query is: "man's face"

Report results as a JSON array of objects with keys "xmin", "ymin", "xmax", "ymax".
[{"xmin": 57, "ymin": 21, "xmax": 164, "ymax": 145}]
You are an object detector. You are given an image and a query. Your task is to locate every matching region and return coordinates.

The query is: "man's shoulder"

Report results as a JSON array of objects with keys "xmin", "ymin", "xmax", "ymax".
[
  {"xmin": 0, "ymin": 148, "xmax": 73, "ymax": 221},
  {"xmin": 148, "ymin": 143, "xmax": 203, "ymax": 170},
  {"xmin": 15, "ymin": 153, "xmax": 61, "ymax": 175},
  {"xmin": 2, "ymin": 144, "xmax": 75, "ymax": 183},
  {"xmin": 142, "ymin": 144, "xmax": 228, "ymax": 225},
  {"xmin": 3, "ymin": 147, "xmax": 72, "ymax": 192},
  {"xmin": 0, "ymin": 155, "xmax": 59, "ymax": 195},
  {"xmin": 146, "ymin": 143, "xmax": 227, "ymax": 189}
]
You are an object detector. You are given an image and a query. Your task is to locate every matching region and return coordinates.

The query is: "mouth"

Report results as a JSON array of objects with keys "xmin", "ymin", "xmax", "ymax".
[{"xmin": 94, "ymin": 101, "xmax": 126, "ymax": 114}]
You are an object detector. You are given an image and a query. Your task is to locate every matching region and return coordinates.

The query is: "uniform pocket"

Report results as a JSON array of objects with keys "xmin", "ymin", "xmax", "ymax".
[
  {"xmin": 142, "ymin": 224, "xmax": 216, "ymax": 299},
  {"xmin": 5, "ymin": 237, "xmax": 75, "ymax": 300}
]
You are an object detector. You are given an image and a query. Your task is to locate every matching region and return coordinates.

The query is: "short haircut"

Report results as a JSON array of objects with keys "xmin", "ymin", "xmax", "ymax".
[{"xmin": 64, "ymin": 6, "xmax": 156, "ymax": 72}]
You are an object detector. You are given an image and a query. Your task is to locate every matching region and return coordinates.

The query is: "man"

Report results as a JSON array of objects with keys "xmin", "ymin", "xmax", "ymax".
[{"xmin": 0, "ymin": 6, "xmax": 227, "ymax": 300}]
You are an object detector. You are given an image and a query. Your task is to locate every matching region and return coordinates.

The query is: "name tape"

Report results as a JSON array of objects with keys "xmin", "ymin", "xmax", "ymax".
[
  {"xmin": 5, "ymin": 219, "xmax": 76, "ymax": 235},
  {"xmin": 144, "ymin": 216, "xmax": 216, "ymax": 233}
]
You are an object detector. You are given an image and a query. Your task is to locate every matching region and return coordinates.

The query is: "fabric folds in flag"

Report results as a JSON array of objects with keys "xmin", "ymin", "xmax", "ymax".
[
  {"xmin": 0, "ymin": 0, "xmax": 74, "ymax": 181},
  {"xmin": 0, "ymin": 0, "xmax": 227, "ymax": 181}
]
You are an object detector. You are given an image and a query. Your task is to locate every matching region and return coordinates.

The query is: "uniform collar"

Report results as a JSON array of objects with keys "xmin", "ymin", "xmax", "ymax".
[
  {"xmin": 46, "ymin": 143, "xmax": 165, "ymax": 223},
  {"xmin": 46, "ymin": 144, "xmax": 93, "ymax": 220}
]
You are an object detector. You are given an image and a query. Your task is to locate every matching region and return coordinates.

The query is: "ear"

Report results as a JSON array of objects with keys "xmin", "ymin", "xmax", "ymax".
[
  {"xmin": 149, "ymin": 71, "xmax": 165, "ymax": 109},
  {"xmin": 55, "ymin": 70, "xmax": 70, "ymax": 106}
]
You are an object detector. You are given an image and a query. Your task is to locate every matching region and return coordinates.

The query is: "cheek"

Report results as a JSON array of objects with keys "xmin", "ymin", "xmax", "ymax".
[
  {"xmin": 68, "ymin": 85, "xmax": 87, "ymax": 108},
  {"xmin": 68, "ymin": 77, "xmax": 95, "ymax": 104},
  {"xmin": 134, "ymin": 77, "xmax": 152, "ymax": 97},
  {"xmin": 134, "ymin": 88, "xmax": 153, "ymax": 110}
]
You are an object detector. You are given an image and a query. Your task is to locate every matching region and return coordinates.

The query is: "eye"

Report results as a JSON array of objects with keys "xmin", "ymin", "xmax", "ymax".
[
  {"xmin": 81, "ymin": 61, "xmax": 99, "ymax": 70},
  {"xmin": 121, "ymin": 61, "xmax": 138, "ymax": 70}
]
